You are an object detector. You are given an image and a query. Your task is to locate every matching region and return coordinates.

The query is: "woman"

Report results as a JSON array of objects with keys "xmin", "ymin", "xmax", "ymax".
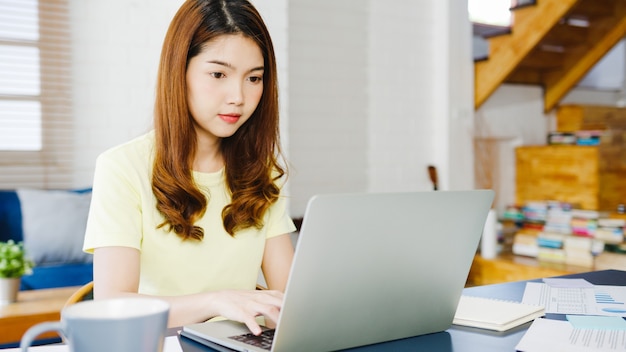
[{"xmin": 83, "ymin": 0, "xmax": 295, "ymax": 336}]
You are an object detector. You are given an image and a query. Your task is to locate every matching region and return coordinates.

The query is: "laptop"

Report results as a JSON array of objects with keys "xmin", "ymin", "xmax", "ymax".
[{"xmin": 181, "ymin": 190, "xmax": 495, "ymax": 352}]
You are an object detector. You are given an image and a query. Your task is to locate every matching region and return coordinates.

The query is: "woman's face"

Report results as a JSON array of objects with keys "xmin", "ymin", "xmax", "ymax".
[{"xmin": 186, "ymin": 34, "xmax": 264, "ymax": 144}]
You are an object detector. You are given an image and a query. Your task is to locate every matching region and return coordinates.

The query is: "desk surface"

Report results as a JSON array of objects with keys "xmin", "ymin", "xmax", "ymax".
[
  {"xmin": 0, "ymin": 286, "xmax": 77, "ymax": 345},
  {"xmin": 176, "ymin": 269, "xmax": 626, "ymax": 352}
]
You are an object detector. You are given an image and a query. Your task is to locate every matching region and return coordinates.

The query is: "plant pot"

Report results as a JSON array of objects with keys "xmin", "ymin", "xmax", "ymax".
[{"xmin": 0, "ymin": 277, "xmax": 20, "ymax": 305}]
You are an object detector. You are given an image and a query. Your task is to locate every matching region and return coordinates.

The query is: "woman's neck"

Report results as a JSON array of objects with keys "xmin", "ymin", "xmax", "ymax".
[{"xmin": 193, "ymin": 137, "xmax": 224, "ymax": 173}]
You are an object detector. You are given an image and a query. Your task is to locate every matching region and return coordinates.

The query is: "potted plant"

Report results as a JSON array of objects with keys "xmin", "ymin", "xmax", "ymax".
[{"xmin": 0, "ymin": 240, "xmax": 34, "ymax": 305}]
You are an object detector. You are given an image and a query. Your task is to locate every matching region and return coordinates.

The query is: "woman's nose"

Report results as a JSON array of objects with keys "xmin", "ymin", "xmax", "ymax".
[{"xmin": 227, "ymin": 80, "xmax": 244, "ymax": 105}]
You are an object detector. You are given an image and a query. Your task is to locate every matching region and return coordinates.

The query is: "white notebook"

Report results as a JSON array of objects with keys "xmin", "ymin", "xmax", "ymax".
[{"xmin": 453, "ymin": 295, "xmax": 545, "ymax": 332}]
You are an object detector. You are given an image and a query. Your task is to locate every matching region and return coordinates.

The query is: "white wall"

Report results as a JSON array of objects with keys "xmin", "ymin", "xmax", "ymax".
[
  {"xmin": 287, "ymin": 0, "xmax": 475, "ymax": 216},
  {"xmin": 70, "ymin": 0, "xmax": 185, "ymax": 187},
  {"xmin": 368, "ymin": 0, "xmax": 474, "ymax": 193},
  {"xmin": 368, "ymin": 1, "xmax": 442, "ymax": 194},
  {"xmin": 446, "ymin": 0, "xmax": 476, "ymax": 192},
  {"xmin": 287, "ymin": 1, "xmax": 370, "ymax": 215}
]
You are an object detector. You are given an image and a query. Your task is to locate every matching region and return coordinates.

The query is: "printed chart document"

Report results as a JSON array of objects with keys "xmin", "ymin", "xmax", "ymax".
[
  {"xmin": 522, "ymin": 282, "xmax": 626, "ymax": 316},
  {"xmin": 453, "ymin": 295, "xmax": 544, "ymax": 331},
  {"xmin": 516, "ymin": 318, "xmax": 626, "ymax": 351}
]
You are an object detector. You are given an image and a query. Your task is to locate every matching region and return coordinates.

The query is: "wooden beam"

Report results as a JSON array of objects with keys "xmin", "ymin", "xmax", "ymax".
[
  {"xmin": 543, "ymin": 2, "xmax": 626, "ymax": 112},
  {"xmin": 474, "ymin": 0, "xmax": 577, "ymax": 110}
]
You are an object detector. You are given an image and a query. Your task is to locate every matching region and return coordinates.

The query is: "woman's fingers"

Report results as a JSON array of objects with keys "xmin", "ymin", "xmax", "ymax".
[{"xmin": 216, "ymin": 289, "xmax": 285, "ymax": 335}]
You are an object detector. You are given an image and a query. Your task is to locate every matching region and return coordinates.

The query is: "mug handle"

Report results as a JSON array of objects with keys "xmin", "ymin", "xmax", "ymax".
[{"xmin": 20, "ymin": 322, "xmax": 64, "ymax": 352}]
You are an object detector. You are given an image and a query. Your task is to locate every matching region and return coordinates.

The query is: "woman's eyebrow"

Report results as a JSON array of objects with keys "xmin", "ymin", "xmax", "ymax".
[
  {"xmin": 207, "ymin": 59, "xmax": 232, "ymax": 68},
  {"xmin": 207, "ymin": 60, "xmax": 264, "ymax": 73}
]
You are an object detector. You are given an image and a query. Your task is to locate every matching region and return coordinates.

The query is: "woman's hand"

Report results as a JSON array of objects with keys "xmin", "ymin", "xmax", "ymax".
[{"xmin": 213, "ymin": 289, "xmax": 284, "ymax": 335}]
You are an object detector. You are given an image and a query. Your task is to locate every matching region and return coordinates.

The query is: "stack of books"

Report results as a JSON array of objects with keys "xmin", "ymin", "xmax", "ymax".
[
  {"xmin": 513, "ymin": 231, "xmax": 539, "ymax": 257},
  {"xmin": 547, "ymin": 131, "xmax": 576, "ymax": 145},
  {"xmin": 545, "ymin": 130, "xmax": 603, "ymax": 146},
  {"xmin": 564, "ymin": 236, "xmax": 594, "ymax": 267},
  {"xmin": 570, "ymin": 209, "xmax": 599, "ymax": 237},
  {"xmin": 537, "ymin": 232, "xmax": 566, "ymax": 263},
  {"xmin": 575, "ymin": 130, "xmax": 603, "ymax": 146},
  {"xmin": 502, "ymin": 205, "xmax": 524, "ymax": 222},
  {"xmin": 543, "ymin": 202, "xmax": 573, "ymax": 234},
  {"xmin": 521, "ymin": 202, "xmax": 547, "ymax": 232},
  {"xmin": 510, "ymin": 201, "xmax": 626, "ymax": 266},
  {"xmin": 594, "ymin": 218, "xmax": 625, "ymax": 244}
]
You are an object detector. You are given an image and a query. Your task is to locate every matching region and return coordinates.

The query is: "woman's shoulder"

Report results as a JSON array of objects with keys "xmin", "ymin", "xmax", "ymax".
[
  {"xmin": 98, "ymin": 131, "xmax": 155, "ymax": 161},
  {"xmin": 92, "ymin": 131, "xmax": 156, "ymax": 184}
]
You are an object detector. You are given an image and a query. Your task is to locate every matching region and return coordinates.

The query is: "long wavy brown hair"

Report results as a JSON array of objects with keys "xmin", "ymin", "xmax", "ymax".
[{"xmin": 152, "ymin": 0, "xmax": 286, "ymax": 241}]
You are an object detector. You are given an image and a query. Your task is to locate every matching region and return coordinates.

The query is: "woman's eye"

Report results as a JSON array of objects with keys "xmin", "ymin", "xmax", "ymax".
[
  {"xmin": 248, "ymin": 76, "xmax": 263, "ymax": 83},
  {"xmin": 210, "ymin": 72, "xmax": 225, "ymax": 79}
]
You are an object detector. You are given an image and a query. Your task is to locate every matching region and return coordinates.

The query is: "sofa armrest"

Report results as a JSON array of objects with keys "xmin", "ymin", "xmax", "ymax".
[{"xmin": 0, "ymin": 190, "xmax": 23, "ymax": 243}]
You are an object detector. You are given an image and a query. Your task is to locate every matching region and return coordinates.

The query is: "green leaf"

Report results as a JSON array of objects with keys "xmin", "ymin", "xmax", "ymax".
[{"xmin": 0, "ymin": 240, "xmax": 34, "ymax": 278}]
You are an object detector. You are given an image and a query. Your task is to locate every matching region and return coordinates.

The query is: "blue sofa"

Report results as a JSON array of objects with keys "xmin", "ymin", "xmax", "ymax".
[{"xmin": 0, "ymin": 189, "xmax": 93, "ymax": 290}]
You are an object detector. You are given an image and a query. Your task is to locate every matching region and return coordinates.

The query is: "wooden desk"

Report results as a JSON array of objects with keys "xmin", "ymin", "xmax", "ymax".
[
  {"xmin": 467, "ymin": 253, "xmax": 589, "ymax": 286},
  {"xmin": 0, "ymin": 286, "xmax": 78, "ymax": 344}
]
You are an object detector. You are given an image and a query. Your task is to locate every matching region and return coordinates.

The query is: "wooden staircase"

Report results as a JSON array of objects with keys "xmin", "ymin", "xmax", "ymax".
[{"xmin": 474, "ymin": 0, "xmax": 626, "ymax": 112}]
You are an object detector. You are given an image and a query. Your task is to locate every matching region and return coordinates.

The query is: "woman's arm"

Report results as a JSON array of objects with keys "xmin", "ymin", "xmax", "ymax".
[
  {"xmin": 259, "ymin": 233, "xmax": 295, "ymax": 329},
  {"xmin": 93, "ymin": 246, "xmax": 283, "ymax": 334},
  {"xmin": 261, "ymin": 233, "xmax": 295, "ymax": 292}
]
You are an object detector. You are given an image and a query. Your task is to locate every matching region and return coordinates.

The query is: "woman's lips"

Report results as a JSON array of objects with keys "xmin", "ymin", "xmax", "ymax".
[{"xmin": 219, "ymin": 114, "xmax": 241, "ymax": 124}]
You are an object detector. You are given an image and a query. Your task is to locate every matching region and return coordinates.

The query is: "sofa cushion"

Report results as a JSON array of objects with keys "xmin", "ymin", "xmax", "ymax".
[
  {"xmin": 17, "ymin": 188, "xmax": 93, "ymax": 266},
  {"xmin": 0, "ymin": 190, "xmax": 23, "ymax": 243},
  {"xmin": 20, "ymin": 262, "xmax": 93, "ymax": 290}
]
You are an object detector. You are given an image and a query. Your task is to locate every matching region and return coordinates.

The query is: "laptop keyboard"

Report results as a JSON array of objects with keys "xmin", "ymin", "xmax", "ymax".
[{"xmin": 229, "ymin": 329, "xmax": 275, "ymax": 351}]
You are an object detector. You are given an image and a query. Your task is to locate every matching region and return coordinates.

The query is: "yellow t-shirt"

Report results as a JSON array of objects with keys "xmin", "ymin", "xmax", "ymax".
[{"xmin": 83, "ymin": 131, "xmax": 295, "ymax": 296}]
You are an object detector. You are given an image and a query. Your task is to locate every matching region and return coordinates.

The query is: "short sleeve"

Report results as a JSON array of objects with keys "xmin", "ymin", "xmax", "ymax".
[
  {"xmin": 265, "ymin": 193, "xmax": 296, "ymax": 239},
  {"xmin": 83, "ymin": 150, "xmax": 145, "ymax": 253}
]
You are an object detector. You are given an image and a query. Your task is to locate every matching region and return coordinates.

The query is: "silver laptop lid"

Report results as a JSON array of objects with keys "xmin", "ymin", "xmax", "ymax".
[{"xmin": 273, "ymin": 190, "xmax": 494, "ymax": 352}]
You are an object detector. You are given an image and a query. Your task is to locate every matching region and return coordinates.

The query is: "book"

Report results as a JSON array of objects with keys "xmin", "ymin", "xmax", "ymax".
[
  {"xmin": 453, "ymin": 295, "xmax": 545, "ymax": 332},
  {"xmin": 512, "ymin": 232, "xmax": 539, "ymax": 257}
]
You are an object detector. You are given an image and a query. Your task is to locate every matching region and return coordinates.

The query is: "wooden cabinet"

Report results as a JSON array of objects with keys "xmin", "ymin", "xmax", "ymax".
[
  {"xmin": 516, "ymin": 145, "xmax": 626, "ymax": 211},
  {"xmin": 516, "ymin": 145, "xmax": 598, "ymax": 209}
]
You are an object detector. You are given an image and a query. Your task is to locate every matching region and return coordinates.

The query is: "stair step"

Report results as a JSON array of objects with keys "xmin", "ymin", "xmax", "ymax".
[
  {"xmin": 473, "ymin": 35, "xmax": 489, "ymax": 62},
  {"xmin": 473, "ymin": 23, "xmax": 511, "ymax": 38},
  {"xmin": 510, "ymin": 0, "xmax": 537, "ymax": 11}
]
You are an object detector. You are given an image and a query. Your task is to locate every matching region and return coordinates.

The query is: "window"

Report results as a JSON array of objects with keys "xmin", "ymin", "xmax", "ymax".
[
  {"xmin": 0, "ymin": 0, "xmax": 72, "ymax": 188},
  {"xmin": 468, "ymin": 0, "xmax": 513, "ymax": 27},
  {"xmin": 0, "ymin": 0, "xmax": 41, "ymax": 150}
]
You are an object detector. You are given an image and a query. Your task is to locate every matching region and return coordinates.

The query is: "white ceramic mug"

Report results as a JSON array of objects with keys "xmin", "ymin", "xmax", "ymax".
[{"xmin": 20, "ymin": 297, "xmax": 170, "ymax": 352}]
